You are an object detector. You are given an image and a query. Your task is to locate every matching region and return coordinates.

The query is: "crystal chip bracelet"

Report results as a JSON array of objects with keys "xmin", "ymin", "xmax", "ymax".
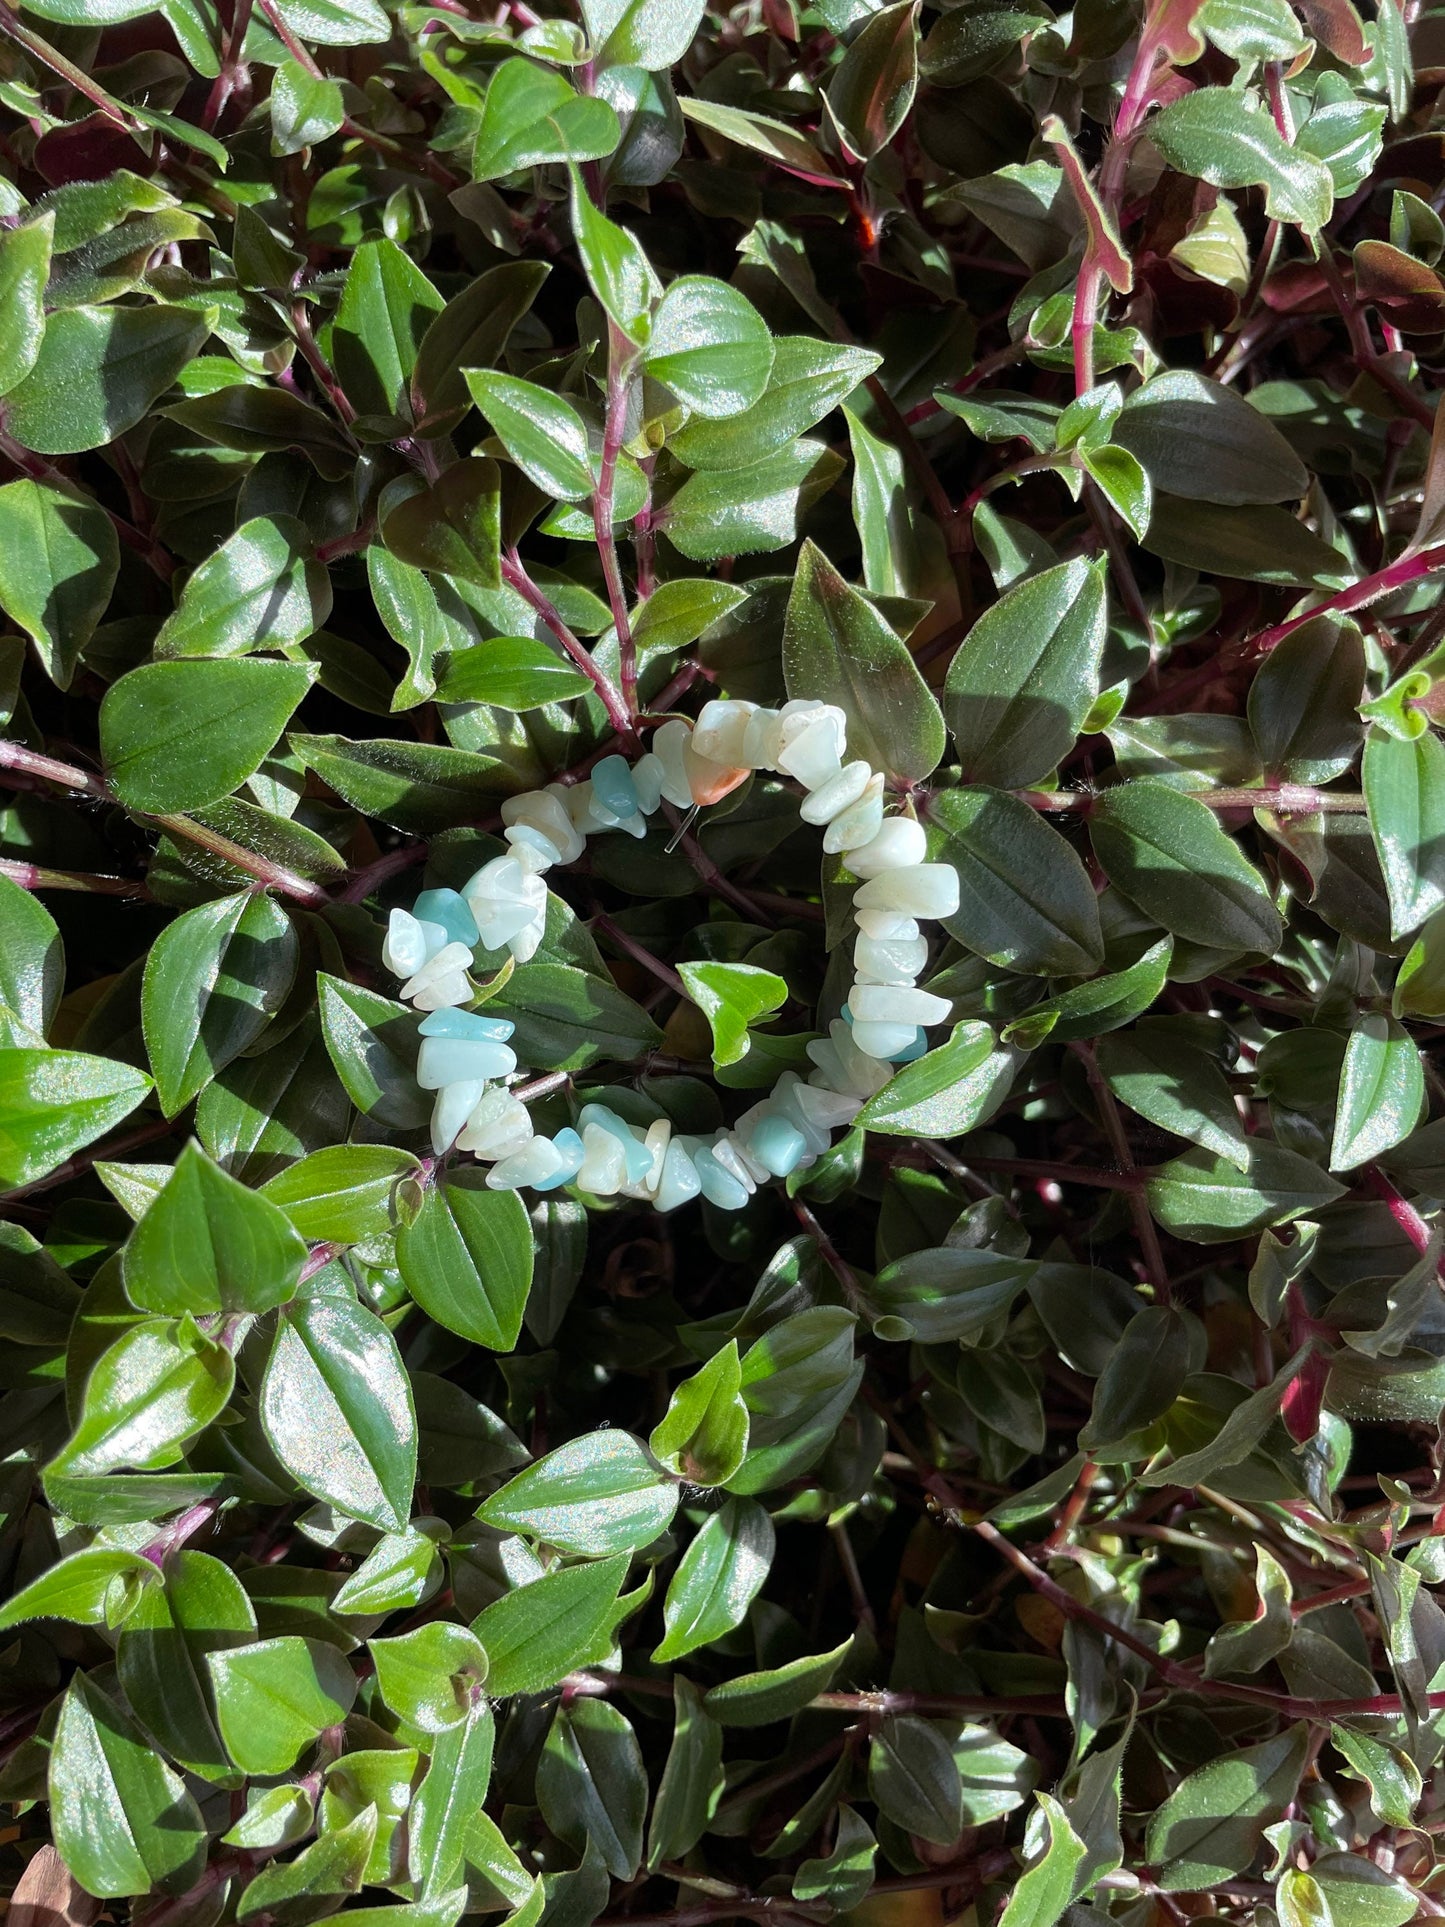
[{"xmin": 382, "ymin": 699, "xmax": 960, "ymax": 1210}]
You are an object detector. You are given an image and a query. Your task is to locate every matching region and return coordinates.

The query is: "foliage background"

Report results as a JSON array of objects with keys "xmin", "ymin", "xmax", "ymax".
[{"xmin": 0, "ymin": 0, "xmax": 1444, "ymax": 1923}]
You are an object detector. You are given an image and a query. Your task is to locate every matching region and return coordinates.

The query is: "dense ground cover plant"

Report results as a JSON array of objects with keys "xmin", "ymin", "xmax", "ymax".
[{"xmin": 3, "ymin": 0, "xmax": 1445, "ymax": 1918}]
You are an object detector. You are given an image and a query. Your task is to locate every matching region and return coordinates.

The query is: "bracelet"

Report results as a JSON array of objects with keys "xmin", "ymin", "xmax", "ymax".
[{"xmin": 382, "ymin": 699, "xmax": 960, "ymax": 1210}]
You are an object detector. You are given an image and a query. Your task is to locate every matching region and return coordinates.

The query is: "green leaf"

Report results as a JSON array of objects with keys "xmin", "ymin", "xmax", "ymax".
[
  {"xmin": 670, "ymin": 337, "xmax": 880, "ymax": 473},
  {"xmin": 868, "ymin": 1715, "xmax": 963, "ymax": 1845},
  {"xmin": 1146, "ymin": 1140, "xmax": 1346, "ymax": 1243},
  {"xmin": 379, "ymin": 459, "xmax": 502, "ymax": 590},
  {"xmin": 292, "ymin": 733, "xmax": 513, "ymax": 833},
  {"xmin": 0, "ymin": 1547, "xmax": 158, "ymax": 1633},
  {"xmin": 663, "ymin": 438, "xmax": 838, "ymax": 560},
  {"xmin": 472, "ymin": 1553, "xmax": 631, "ymax": 1697},
  {"xmin": 653, "ymin": 1495, "xmax": 775, "ymax": 1662},
  {"xmin": 0, "ymin": 477, "xmax": 119, "ymax": 688},
  {"xmin": 678, "ymin": 960, "xmax": 788, "ymax": 1069},
  {"xmin": 435, "ymin": 637, "xmax": 593, "ymax": 708},
  {"xmin": 142, "ymin": 891, "xmax": 298, "ymax": 1114},
  {"xmin": 123, "ymin": 1140, "xmax": 307, "ymax": 1316},
  {"xmin": 209, "ymin": 1635, "xmax": 359, "ymax": 1775},
  {"xmin": 48, "ymin": 1315, "xmax": 234, "ymax": 1477},
  {"xmin": 647, "ymin": 1679, "xmax": 725, "ymax": 1869},
  {"xmin": 928, "ymin": 788, "xmax": 1103, "ymax": 974},
  {"xmin": 1080, "ymin": 1304, "xmax": 1200, "ymax": 1453},
  {"xmin": 570, "ymin": 171, "xmax": 659, "ymax": 340},
  {"xmin": 49, "ymin": 1672, "xmax": 207, "ymax": 1899},
  {"xmin": 1204, "ymin": 1545, "xmax": 1293, "ymax": 1679},
  {"xmin": 1145, "ymin": 1725, "xmax": 1311, "ymax": 1889},
  {"xmin": 103, "ymin": 657, "xmax": 315, "ymax": 814},
  {"xmin": 945, "ymin": 558, "xmax": 1107, "ymax": 786},
  {"xmin": 1083, "ymin": 444, "xmax": 1151, "ymax": 539},
  {"xmin": 116, "ymin": 1550, "xmax": 258, "ymax": 1786},
  {"xmin": 4, "ymin": 303, "xmax": 212, "ymax": 455},
  {"xmin": 270, "ymin": 58, "xmax": 345, "ymax": 153},
  {"xmin": 397, "ymin": 1174, "xmax": 534, "ymax": 1350},
  {"xmin": 870, "ymin": 1246, "xmax": 1032, "ymax": 1343},
  {"xmin": 481, "ymin": 1429, "xmax": 677, "ymax": 1555},
  {"xmin": 329, "ymin": 237, "xmax": 443, "ymax": 421},
  {"xmin": 538, "ymin": 1700, "xmax": 647, "ymax": 1878},
  {"xmin": 487, "ymin": 960, "xmax": 662, "ymax": 1070},
  {"xmin": 1090, "ymin": 780, "xmax": 1282, "ymax": 953},
  {"xmin": 409, "ymin": 1700, "xmax": 495, "ymax": 1890},
  {"xmin": 583, "ymin": 0, "xmax": 704, "ymax": 65},
  {"xmin": 1097, "ymin": 1024, "xmax": 1250, "ymax": 1169},
  {"xmin": 1113, "ymin": 370, "xmax": 1309, "ymax": 505},
  {"xmin": 0, "ymin": 1047, "xmax": 152, "ymax": 1188},
  {"xmin": 704, "ymin": 1635, "xmax": 851, "ymax": 1726},
  {"xmin": 857, "ymin": 1021, "xmax": 1014, "ymax": 1137},
  {"xmin": 0, "ymin": 873, "xmax": 62, "ymax": 1044},
  {"xmin": 471, "ymin": 59, "xmax": 621, "ymax": 181},
  {"xmin": 782, "ymin": 540, "xmax": 945, "ymax": 782},
  {"xmin": 412, "ymin": 261, "xmax": 550, "ymax": 428},
  {"xmin": 270, "ymin": 0, "xmax": 390, "ymax": 40},
  {"xmin": 1330, "ymin": 1014, "xmax": 1424, "ymax": 1170},
  {"xmin": 1364, "ymin": 725, "xmax": 1445, "ymax": 938},
  {"xmin": 261, "ymin": 1293, "xmax": 417, "ymax": 1530},
  {"xmin": 644, "ymin": 276, "xmax": 774, "ymax": 418},
  {"xmin": 1004, "ymin": 936, "xmax": 1173, "ymax": 1048},
  {"xmin": 261, "ymin": 1144, "xmax": 420, "ymax": 1243},
  {"xmin": 1247, "ymin": 615, "xmax": 1364, "ymax": 783},
  {"xmin": 237, "ymin": 1808, "xmax": 377, "ymax": 1924},
  {"xmin": 371, "ymin": 1622, "xmax": 489, "ymax": 1733},
  {"xmin": 795, "ymin": 1807, "xmax": 878, "ymax": 1916},
  {"xmin": 678, "ymin": 96, "xmax": 837, "ymax": 181},
  {"xmin": 999, "ymin": 1795, "xmax": 1089, "ymax": 1927},
  {"xmin": 464, "ymin": 371, "xmax": 594, "ymax": 501},
  {"xmin": 1143, "ymin": 496, "xmax": 1348, "ymax": 587},
  {"xmin": 317, "ymin": 974, "xmax": 428, "ymax": 1129},
  {"xmin": 0, "ymin": 214, "xmax": 52, "ymax": 399},
  {"xmin": 1146, "ymin": 90, "xmax": 1334, "ymax": 229},
  {"xmin": 650, "ymin": 1342, "xmax": 749, "ymax": 1485},
  {"xmin": 153, "ymin": 515, "xmax": 330, "ymax": 659},
  {"xmin": 827, "ymin": 0, "xmax": 919, "ymax": 160}
]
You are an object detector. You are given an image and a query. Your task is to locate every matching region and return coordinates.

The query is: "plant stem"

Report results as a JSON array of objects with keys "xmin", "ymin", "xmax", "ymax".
[
  {"xmin": 1237, "ymin": 541, "xmax": 1445, "ymax": 659},
  {"xmin": 0, "ymin": 857, "xmax": 149, "ymax": 897},
  {"xmin": 501, "ymin": 553, "xmax": 635, "ymax": 740},
  {"xmin": 1363, "ymin": 1165, "xmax": 1444, "ymax": 1274},
  {"xmin": 1072, "ymin": 1039, "xmax": 1171, "ymax": 1303},
  {"xmin": 1315, "ymin": 245, "xmax": 1434, "ymax": 432},
  {"xmin": 149, "ymin": 813, "xmax": 332, "ymax": 905},
  {"xmin": 594, "ymin": 325, "xmax": 639, "ymax": 715}
]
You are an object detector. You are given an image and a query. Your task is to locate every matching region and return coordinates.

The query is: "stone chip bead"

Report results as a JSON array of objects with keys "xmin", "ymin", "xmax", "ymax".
[
  {"xmin": 411, "ymin": 888, "xmax": 480, "ymax": 947},
  {"xmin": 775, "ymin": 703, "xmax": 848, "ymax": 790},
  {"xmin": 845, "ymin": 816, "xmax": 928, "ymax": 879},
  {"xmin": 464, "ymin": 856, "xmax": 548, "ymax": 961},
  {"xmin": 849, "ymin": 984, "xmax": 952, "ymax": 1029},
  {"xmin": 416, "ymin": 1006, "xmax": 519, "ymax": 1089},
  {"xmin": 431, "ymin": 1077, "xmax": 489, "ymax": 1154},
  {"xmin": 487, "ymin": 1131, "xmax": 582, "ymax": 1192},
  {"xmin": 854, "ymin": 930, "xmax": 930, "ymax": 985},
  {"xmin": 651, "ymin": 720, "xmax": 695, "ymax": 808},
  {"xmin": 823, "ymin": 773, "xmax": 884, "ymax": 855},
  {"xmin": 401, "ymin": 941, "xmax": 475, "ymax": 1011},
  {"xmin": 807, "ymin": 1019, "xmax": 893, "ymax": 1099},
  {"xmin": 800, "ymin": 760, "xmax": 872, "ymax": 827},
  {"xmin": 457, "ymin": 1086, "xmax": 533, "ymax": 1159},
  {"xmin": 503, "ymin": 788, "xmax": 585, "ymax": 864},
  {"xmin": 692, "ymin": 699, "xmax": 757, "ymax": 767},
  {"xmin": 853, "ymin": 863, "xmax": 960, "ymax": 920},
  {"xmin": 735, "ymin": 1102, "xmax": 808, "ymax": 1178},
  {"xmin": 383, "ymin": 908, "xmax": 446, "ymax": 979}
]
